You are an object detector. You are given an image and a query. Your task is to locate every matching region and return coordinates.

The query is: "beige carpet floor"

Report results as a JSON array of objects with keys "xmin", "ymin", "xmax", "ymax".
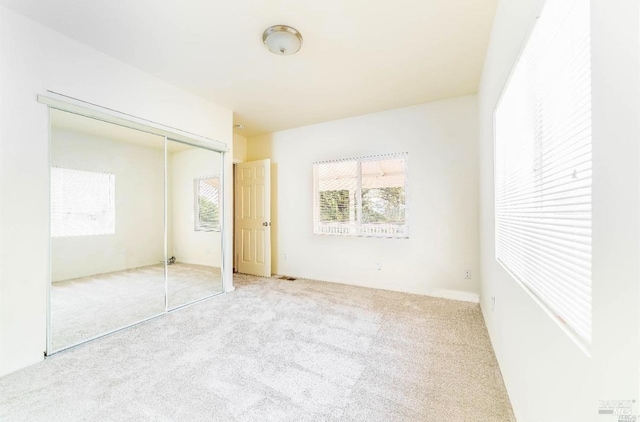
[
  {"xmin": 2, "ymin": 274, "xmax": 514, "ymax": 421},
  {"xmin": 52, "ymin": 263, "xmax": 222, "ymax": 351}
]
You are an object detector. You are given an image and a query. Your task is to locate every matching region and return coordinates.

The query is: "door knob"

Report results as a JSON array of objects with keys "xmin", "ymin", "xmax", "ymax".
[{"xmin": 263, "ymin": 222, "xmax": 270, "ymax": 226}]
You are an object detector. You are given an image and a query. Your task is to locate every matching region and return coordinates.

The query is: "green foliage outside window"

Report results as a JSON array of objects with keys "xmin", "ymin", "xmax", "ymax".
[
  {"xmin": 362, "ymin": 187, "xmax": 405, "ymax": 224},
  {"xmin": 198, "ymin": 195, "xmax": 219, "ymax": 226},
  {"xmin": 319, "ymin": 190, "xmax": 350, "ymax": 222}
]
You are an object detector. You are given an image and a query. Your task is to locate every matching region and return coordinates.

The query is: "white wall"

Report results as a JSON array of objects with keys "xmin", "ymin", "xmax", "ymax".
[
  {"xmin": 169, "ymin": 147, "xmax": 223, "ymax": 267},
  {"xmin": 247, "ymin": 96, "xmax": 480, "ymax": 300},
  {"xmin": 233, "ymin": 134, "xmax": 247, "ymax": 163},
  {"xmin": 478, "ymin": 0, "xmax": 640, "ymax": 420},
  {"xmin": 0, "ymin": 6, "xmax": 233, "ymax": 376},
  {"xmin": 51, "ymin": 129, "xmax": 165, "ymax": 281}
]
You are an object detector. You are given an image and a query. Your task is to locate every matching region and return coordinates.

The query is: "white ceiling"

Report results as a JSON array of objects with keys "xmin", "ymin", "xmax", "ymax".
[{"xmin": 3, "ymin": 0, "xmax": 497, "ymax": 137}]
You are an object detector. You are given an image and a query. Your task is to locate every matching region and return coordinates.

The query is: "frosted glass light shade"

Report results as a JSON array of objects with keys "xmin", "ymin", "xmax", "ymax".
[{"xmin": 263, "ymin": 25, "xmax": 303, "ymax": 56}]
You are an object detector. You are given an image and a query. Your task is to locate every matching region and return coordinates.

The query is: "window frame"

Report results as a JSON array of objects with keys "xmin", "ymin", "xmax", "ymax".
[{"xmin": 313, "ymin": 153, "xmax": 409, "ymax": 239}]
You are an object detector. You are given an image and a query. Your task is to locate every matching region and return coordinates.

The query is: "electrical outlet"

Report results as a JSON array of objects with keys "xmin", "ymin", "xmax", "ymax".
[
  {"xmin": 375, "ymin": 261, "xmax": 381, "ymax": 271},
  {"xmin": 284, "ymin": 253, "xmax": 287, "ymax": 261},
  {"xmin": 491, "ymin": 296, "xmax": 496, "ymax": 311},
  {"xmin": 465, "ymin": 270, "xmax": 471, "ymax": 280}
]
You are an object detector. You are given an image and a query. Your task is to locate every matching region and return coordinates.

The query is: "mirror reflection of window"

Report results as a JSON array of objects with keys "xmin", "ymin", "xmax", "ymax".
[
  {"xmin": 194, "ymin": 176, "xmax": 220, "ymax": 232},
  {"xmin": 51, "ymin": 168, "xmax": 115, "ymax": 237}
]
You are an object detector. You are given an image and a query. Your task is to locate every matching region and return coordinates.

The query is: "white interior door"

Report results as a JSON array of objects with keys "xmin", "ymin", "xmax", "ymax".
[{"xmin": 235, "ymin": 159, "xmax": 271, "ymax": 277}]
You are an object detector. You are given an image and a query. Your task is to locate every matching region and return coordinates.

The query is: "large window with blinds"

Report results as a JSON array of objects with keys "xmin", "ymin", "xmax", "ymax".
[
  {"xmin": 194, "ymin": 176, "xmax": 220, "ymax": 231},
  {"xmin": 494, "ymin": 0, "xmax": 591, "ymax": 347},
  {"xmin": 313, "ymin": 153, "xmax": 408, "ymax": 238},
  {"xmin": 51, "ymin": 167, "xmax": 116, "ymax": 237}
]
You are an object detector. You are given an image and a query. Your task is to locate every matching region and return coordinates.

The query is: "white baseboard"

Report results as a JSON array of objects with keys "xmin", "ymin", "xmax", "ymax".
[
  {"xmin": 418, "ymin": 288, "xmax": 480, "ymax": 303},
  {"xmin": 1, "ymin": 353, "xmax": 43, "ymax": 378},
  {"xmin": 271, "ymin": 273, "xmax": 480, "ymax": 304},
  {"xmin": 372, "ymin": 284, "xmax": 480, "ymax": 303}
]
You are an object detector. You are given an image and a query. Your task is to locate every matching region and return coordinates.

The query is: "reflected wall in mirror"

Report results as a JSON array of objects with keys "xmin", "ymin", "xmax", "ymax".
[
  {"xmin": 166, "ymin": 139, "xmax": 223, "ymax": 309},
  {"xmin": 50, "ymin": 110, "xmax": 166, "ymax": 351}
]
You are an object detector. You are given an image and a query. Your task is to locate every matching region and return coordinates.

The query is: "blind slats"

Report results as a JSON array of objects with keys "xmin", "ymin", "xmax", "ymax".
[
  {"xmin": 497, "ymin": 150, "xmax": 592, "ymax": 197},
  {"xmin": 494, "ymin": 0, "xmax": 592, "ymax": 347},
  {"xmin": 496, "ymin": 247, "xmax": 591, "ymax": 324},
  {"xmin": 497, "ymin": 250, "xmax": 591, "ymax": 339}
]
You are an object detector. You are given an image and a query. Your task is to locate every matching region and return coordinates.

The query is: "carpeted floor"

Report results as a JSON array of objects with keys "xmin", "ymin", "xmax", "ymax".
[
  {"xmin": 2, "ymin": 274, "xmax": 514, "ymax": 421},
  {"xmin": 52, "ymin": 263, "xmax": 222, "ymax": 351}
]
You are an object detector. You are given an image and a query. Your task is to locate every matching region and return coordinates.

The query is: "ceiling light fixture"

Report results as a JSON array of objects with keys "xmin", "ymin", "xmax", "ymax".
[{"xmin": 262, "ymin": 25, "xmax": 303, "ymax": 56}]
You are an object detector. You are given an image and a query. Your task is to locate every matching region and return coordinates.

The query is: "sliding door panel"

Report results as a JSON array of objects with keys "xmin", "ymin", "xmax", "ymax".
[
  {"xmin": 49, "ymin": 109, "xmax": 166, "ymax": 351},
  {"xmin": 166, "ymin": 139, "xmax": 223, "ymax": 309}
]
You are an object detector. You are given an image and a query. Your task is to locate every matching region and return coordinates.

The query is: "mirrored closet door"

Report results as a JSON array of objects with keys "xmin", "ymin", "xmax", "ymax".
[
  {"xmin": 49, "ymin": 110, "xmax": 225, "ymax": 353},
  {"xmin": 50, "ymin": 110, "xmax": 166, "ymax": 351},
  {"xmin": 166, "ymin": 139, "xmax": 224, "ymax": 309}
]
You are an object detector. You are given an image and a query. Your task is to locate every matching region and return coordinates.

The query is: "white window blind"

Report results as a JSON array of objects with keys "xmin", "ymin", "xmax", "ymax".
[
  {"xmin": 194, "ymin": 176, "xmax": 220, "ymax": 231},
  {"xmin": 494, "ymin": 0, "xmax": 591, "ymax": 346},
  {"xmin": 313, "ymin": 153, "xmax": 408, "ymax": 238},
  {"xmin": 51, "ymin": 168, "xmax": 115, "ymax": 237}
]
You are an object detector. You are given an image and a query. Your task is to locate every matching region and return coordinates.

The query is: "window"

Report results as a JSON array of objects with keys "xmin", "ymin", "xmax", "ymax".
[
  {"xmin": 313, "ymin": 153, "xmax": 408, "ymax": 238},
  {"xmin": 494, "ymin": 0, "xmax": 591, "ymax": 347},
  {"xmin": 51, "ymin": 168, "xmax": 115, "ymax": 237},
  {"xmin": 195, "ymin": 176, "xmax": 220, "ymax": 231}
]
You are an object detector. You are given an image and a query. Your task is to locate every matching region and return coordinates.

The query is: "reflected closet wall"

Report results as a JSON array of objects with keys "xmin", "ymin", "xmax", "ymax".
[{"xmin": 48, "ymin": 108, "xmax": 225, "ymax": 353}]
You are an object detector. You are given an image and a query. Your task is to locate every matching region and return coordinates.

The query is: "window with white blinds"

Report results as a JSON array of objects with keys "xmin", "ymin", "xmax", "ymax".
[
  {"xmin": 313, "ymin": 153, "xmax": 408, "ymax": 238},
  {"xmin": 494, "ymin": 0, "xmax": 591, "ymax": 347},
  {"xmin": 51, "ymin": 168, "xmax": 115, "ymax": 237},
  {"xmin": 194, "ymin": 176, "xmax": 220, "ymax": 231}
]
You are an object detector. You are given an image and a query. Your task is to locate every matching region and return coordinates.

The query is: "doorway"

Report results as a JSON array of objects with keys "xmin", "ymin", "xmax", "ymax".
[{"xmin": 233, "ymin": 159, "xmax": 272, "ymax": 277}]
